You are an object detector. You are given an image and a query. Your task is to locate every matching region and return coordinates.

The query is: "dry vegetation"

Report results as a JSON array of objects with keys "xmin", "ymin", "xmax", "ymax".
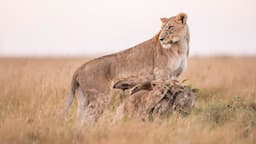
[{"xmin": 0, "ymin": 57, "xmax": 256, "ymax": 144}]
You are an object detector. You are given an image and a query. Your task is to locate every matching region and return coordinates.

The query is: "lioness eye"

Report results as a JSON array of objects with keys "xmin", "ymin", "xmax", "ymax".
[{"xmin": 167, "ymin": 26, "xmax": 173, "ymax": 30}]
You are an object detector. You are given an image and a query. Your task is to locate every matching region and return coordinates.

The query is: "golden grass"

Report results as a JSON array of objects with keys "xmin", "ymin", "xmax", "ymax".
[{"xmin": 0, "ymin": 57, "xmax": 255, "ymax": 144}]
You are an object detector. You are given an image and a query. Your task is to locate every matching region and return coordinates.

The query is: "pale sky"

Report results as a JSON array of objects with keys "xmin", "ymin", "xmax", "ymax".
[{"xmin": 0, "ymin": 0, "xmax": 256, "ymax": 56}]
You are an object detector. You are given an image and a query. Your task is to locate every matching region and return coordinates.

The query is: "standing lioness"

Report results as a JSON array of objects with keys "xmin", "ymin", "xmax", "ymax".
[{"xmin": 65, "ymin": 13, "xmax": 190, "ymax": 124}]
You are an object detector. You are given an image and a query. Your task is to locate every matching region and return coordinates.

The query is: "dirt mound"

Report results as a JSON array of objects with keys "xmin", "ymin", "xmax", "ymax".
[{"xmin": 113, "ymin": 79, "xmax": 196, "ymax": 121}]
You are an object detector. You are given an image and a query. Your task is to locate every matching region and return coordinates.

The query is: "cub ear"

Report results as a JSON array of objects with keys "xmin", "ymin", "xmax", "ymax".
[
  {"xmin": 176, "ymin": 13, "xmax": 187, "ymax": 24},
  {"xmin": 160, "ymin": 17, "xmax": 168, "ymax": 24}
]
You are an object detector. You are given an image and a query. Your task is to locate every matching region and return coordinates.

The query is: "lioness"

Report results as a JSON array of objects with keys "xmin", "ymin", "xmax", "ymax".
[{"xmin": 65, "ymin": 13, "xmax": 190, "ymax": 124}]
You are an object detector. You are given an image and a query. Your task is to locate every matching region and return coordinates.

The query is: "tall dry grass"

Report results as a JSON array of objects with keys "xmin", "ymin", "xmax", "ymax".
[{"xmin": 0, "ymin": 57, "xmax": 255, "ymax": 144}]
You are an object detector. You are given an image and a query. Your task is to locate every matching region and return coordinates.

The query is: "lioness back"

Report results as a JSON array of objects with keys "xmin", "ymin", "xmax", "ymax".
[{"xmin": 75, "ymin": 38, "xmax": 156, "ymax": 93}]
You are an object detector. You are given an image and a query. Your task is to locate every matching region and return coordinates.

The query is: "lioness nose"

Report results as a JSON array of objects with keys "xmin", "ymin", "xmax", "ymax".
[{"xmin": 160, "ymin": 38, "xmax": 164, "ymax": 41}]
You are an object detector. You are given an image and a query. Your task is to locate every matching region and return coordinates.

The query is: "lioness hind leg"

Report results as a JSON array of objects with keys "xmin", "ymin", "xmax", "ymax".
[{"xmin": 77, "ymin": 87, "xmax": 88, "ymax": 126}]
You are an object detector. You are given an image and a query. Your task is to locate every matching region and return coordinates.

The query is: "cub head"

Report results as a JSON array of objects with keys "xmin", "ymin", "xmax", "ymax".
[{"xmin": 159, "ymin": 13, "xmax": 188, "ymax": 49}]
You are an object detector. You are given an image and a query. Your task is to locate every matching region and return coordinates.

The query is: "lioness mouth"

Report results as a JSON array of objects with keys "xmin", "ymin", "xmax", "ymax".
[{"xmin": 161, "ymin": 40, "xmax": 174, "ymax": 45}]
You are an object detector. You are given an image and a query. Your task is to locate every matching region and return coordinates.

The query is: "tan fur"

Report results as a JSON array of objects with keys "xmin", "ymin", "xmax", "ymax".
[{"xmin": 66, "ymin": 13, "xmax": 190, "ymax": 124}]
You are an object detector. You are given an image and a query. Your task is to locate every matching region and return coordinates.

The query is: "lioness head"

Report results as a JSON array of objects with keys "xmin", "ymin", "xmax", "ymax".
[{"xmin": 159, "ymin": 13, "xmax": 188, "ymax": 49}]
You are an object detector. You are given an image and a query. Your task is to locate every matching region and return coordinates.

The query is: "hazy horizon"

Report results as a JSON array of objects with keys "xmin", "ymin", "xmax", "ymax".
[{"xmin": 1, "ymin": 0, "xmax": 256, "ymax": 57}]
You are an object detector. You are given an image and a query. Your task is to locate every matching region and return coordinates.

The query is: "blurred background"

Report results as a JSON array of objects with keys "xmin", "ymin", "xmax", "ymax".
[
  {"xmin": 1, "ymin": 1, "xmax": 256, "ymax": 143},
  {"xmin": 0, "ymin": 0, "xmax": 256, "ymax": 57}
]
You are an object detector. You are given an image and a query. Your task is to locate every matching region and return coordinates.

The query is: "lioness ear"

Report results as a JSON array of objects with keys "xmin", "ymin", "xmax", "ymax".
[
  {"xmin": 160, "ymin": 17, "xmax": 168, "ymax": 24},
  {"xmin": 176, "ymin": 13, "xmax": 187, "ymax": 24}
]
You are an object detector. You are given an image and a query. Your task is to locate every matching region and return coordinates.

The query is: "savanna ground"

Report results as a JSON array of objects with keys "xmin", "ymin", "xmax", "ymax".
[{"xmin": 0, "ymin": 57, "xmax": 255, "ymax": 144}]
